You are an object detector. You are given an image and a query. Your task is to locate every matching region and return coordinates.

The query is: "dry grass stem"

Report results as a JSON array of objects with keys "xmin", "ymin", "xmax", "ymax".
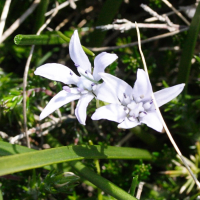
[
  {"xmin": 0, "ymin": 0, "xmax": 12, "ymax": 43},
  {"xmin": 23, "ymin": 1, "xmax": 59, "ymax": 148},
  {"xmin": 162, "ymin": 0, "xmax": 190, "ymax": 25},
  {"xmin": 135, "ymin": 22, "xmax": 200, "ymax": 189},
  {"xmin": 0, "ymin": 0, "xmax": 41, "ymax": 43}
]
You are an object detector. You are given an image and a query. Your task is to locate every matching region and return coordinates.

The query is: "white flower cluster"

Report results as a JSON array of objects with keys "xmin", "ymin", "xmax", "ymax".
[{"xmin": 34, "ymin": 30, "xmax": 184, "ymax": 132}]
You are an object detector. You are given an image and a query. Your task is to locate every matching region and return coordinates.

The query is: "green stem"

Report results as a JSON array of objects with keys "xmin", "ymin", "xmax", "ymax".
[
  {"xmin": 89, "ymin": 140, "xmax": 102, "ymax": 200},
  {"xmin": 56, "ymin": 31, "xmax": 95, "ymax": 56},
  {"xmin": 14, "ymin": 32, "xmax": 95, "ymax": 57},
  {"xmin": 70, "ymin": 161, "xmax": 137, "ymax": 200},
  {"xmin": 130, "ymin": 176, "xmax": 138, "ymax": 197},
  {"xmin": 14, "ymin": 34, "xmax": 65, "ymax": 45}
]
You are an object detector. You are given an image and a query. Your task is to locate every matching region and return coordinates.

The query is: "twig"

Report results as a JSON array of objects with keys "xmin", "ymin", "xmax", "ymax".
[
  {"xmin": 89, "ymin": 27, "xmax": 188, "ymax": 52},
  {"xmin": 141, "ymin": 4, "xmax": 166, "ymax": 22},
  {"xmin": 0, "ymin": 131, "xmax": 8, "ymax": 139},
  {"xmin": 97, "ymin": 19, "xmax": 182, "ymax": 32},
  {"xmin": 162, "ymin": 0, "xmax": 190, "ymax": 26},
  {"xmin": 45, "ymin": 0, "xmax": 78, "ymax": 16},
  {"xmin": 69, "ymin": 0, "xmax": 77, "ymax": 9},
  {"xmin": 55, "ymin": 12, "xmax": 76, "ymax": 31},
  {"xmin": 135, "ymin": 22, "xmax": 200, "ymax": 189},
  {"xmin": 0, "ymin": 0, "xmax": 12, "ymax": 43},
  {"xmin": 145, "ymin": 11, "xmax": 175, "ymax": 22},
  {"xmin": 0, "ymin": 0, "xmax": 41, "ymax": 43},
  {"xmin": 23, "ymin": 2, "xmax": 59, "ymax": 148},
  {"xmin": 136, "ymin": 182, "xmax": 145, "ymax": 199},
  {"xmin": 10, "ymin": 115, "xmax": 75, "ymax": 144}
]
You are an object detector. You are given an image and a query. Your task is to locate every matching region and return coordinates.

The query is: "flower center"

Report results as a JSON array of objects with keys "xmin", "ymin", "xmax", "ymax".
[{"xmin": 122, "ymin": 93, "xmax": 153, "ymax": 121}]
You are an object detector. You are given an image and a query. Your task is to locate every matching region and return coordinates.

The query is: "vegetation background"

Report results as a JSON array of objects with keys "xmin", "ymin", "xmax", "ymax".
[{"xmin": 0, "ymin": 0, "xmax": 200, "ymax": 199}]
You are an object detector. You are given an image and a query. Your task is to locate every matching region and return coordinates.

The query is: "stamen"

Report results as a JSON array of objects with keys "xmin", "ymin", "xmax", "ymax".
[
  {"xmin": 140, "ymin": 95, "xmax": 144, "ymax": 99},
  {"xmin": 63, "ymin": 86, "xmax": 71, "ymax": 93},
  {"xmin": 85, "ymin": 70, "xmax": 88, "ymax": 74},
  {"xmin": 123, "ymin": 93, "xmax": 127, "ymax": 98},
  {"xmin": 70, "ymin": 71, "xmax": 73, "ymax": 76},
  {"xmin": 75, "ymin": 64, "xmax": 79, "ymax": 67}
]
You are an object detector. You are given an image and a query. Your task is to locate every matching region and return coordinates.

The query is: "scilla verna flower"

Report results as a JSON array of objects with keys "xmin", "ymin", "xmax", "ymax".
[
  {"xmin": 34, "ymin": 30, "xmax": 118, "ymax": 125},
  {"xmin": 92, "ymin": 69, "xmax": 185, "ymax": 132}
]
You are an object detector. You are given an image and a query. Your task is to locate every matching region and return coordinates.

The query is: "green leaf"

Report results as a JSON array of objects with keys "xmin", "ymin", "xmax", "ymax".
[
  {"xmin": 194, "ymin": 55, "xmax": 200, "ymax": 64},
  {"xmin": 14, "ymin": 34, "xmax": 65, "ymax": 45},
  {"xmin": 177, "ymin": 2, "xmax": 200, "ymax": 92},
  {"xmin": 130, "ymin": 175, "xmax": 138, "ymax": 196},
  {"xmin": 0, "ymin": 141, "xmax": 151, "ymax": 176},
  {"xmin": 70, "ymin": 161, "xmax": 137, "ymax": 200},
  {"xmin": 14, "ymin": 32, "xmax": 95, "ymax": 57}
]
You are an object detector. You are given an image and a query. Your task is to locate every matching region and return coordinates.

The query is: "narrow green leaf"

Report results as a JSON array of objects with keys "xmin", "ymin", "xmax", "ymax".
[
  {"xmin": 0, "ymin": 141, "xmax": 151, "ymax": 176},
  {"xmin": 89, "ymin": 0, "xmax": 123, "ymax": 47},
  {"xmin": 14, "ymin": 32, "xmax": 95, "ymax": 57},
  {"xmin": 177, "ymin": 2, "xmax": 200, "ymax": 92},
  {"xmin": 130, "ymin": 176, "xmax": 138, "ymax": 196},
  {"xmin": 194, "ymin": 55, "xmax": 200, "ymax": 64},
  {"xmin": 14, "ymin": 34, "xmax": 65, "ymax": 45},
  {"xmin": 33, "ymin": 0, "xmax": 49, "ymax": 33},
  {"xmin": 70, "ymin": 161, "xmax": 137, "ymax": 200},
  {"xmin": 0, "ymin": 141, "xmax": 34, "ymax": 156}
]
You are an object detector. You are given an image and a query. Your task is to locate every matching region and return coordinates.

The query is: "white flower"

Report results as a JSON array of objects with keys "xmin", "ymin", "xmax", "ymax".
[
  {"xmin": 34, "ymin": 30, "xmax": 118, "ymax": 125},
  {"xmin": 92, "ymin": 69, "xmax": 185, "ymax": 132}
]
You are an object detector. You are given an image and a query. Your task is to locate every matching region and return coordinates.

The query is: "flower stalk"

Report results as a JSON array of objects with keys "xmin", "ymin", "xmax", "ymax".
[{"xmin": 135, "ymin": 22, "xmax": 200, "ymax": 189}]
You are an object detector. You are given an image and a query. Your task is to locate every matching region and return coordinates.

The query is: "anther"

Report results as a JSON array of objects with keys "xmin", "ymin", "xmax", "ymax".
[
  {"xmin": 140, "ymin": 95, "xmax": 144, "ymax": 99},
  {"xmin": 63, "ymin": 86, "xmax": 71, "ymax": 93},
  {"xmin": 70, "ymin": 71, "xmax": 73, "ymax": 76},
  {"xmin": 75, "ymin": 64, "xmax": 79, "ymax": 67}
]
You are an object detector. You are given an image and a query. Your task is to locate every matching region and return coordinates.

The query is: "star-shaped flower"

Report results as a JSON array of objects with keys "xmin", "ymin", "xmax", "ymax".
[
  {"xmin": 34, "ymin": 30, "xmax": 118, "ymax": 125},
  {"xmin": 92, "ymin": 69, "xmax": 185, "ymax": 132}
]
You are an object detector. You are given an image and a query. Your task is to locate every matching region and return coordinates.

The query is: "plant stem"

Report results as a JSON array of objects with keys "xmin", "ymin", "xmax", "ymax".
[
  {"xmin": 89, "ymin": 140, "xmax": 102, "ymax": 200},
  {"xmin": 70, "ymin": 161, "xmax": 137, "ymax": 200},
  {"xmin": 14, "ymin": 34, "xmax": 65, "ymax": 45},
  {"xmin": 56, "ymin": 31, "xmax": 95, "ymax": 56},
  {"xmin": 135, "ymin": 22, "xmax": 200, "ymax": 189}
]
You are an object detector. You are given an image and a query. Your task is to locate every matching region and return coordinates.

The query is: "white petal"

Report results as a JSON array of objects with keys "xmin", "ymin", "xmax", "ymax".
[
  {"xmin": 34, "ymin": 63, "xmax": 79, "ymax": 85},
  {"xmin": 154, "ymin": 83, "xmax": 185, "ymax": 107},
  {"xmin": 140, "ymin": 111, "xmax": 163, "ymax": 132},
  {"xmin": 94, "ymin": 83, "xmax": 120, "ymax": 104},
  {"xmin": 118, "ymin": 117, "xmax": 140, "ymax": 129},
  {"xmin": 91, "ymin": 104, "xmax": 126, "ymax": 123},
  {"xmin": 69, "ymin": 30, "xmax": 91, "ymax": 72},
  {"xmin": 75, "ymin": 93, "xmax": 94, "ymax": 125},
  {"xmin": 93, "ymin": 52, "xmax": 118, "ymax": 81},
  {"xmin": 40, "ymin": 90, "xmax": 80, "ymax": 120},
  {"xmin": 133, "ymin": 69, "xmax": 153, "ymax": 102},
  {"xmin": 99, "ymin": 73, "xmax": 133, "ymax": 103}
]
